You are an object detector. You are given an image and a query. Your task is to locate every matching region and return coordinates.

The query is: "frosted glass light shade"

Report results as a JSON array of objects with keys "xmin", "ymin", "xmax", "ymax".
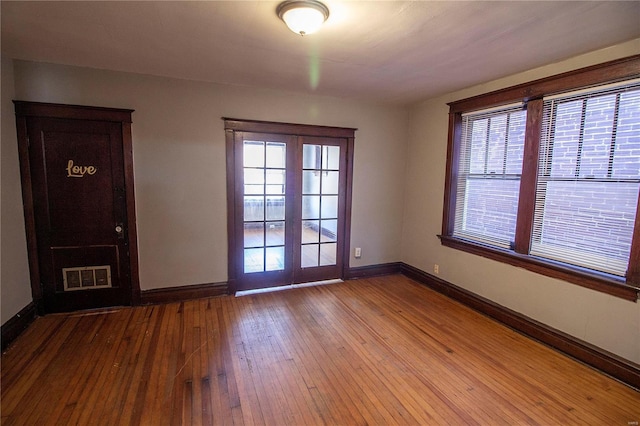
[{"xmin": 277, "ymin": 1, "xmax": 329, "ymax": 36}]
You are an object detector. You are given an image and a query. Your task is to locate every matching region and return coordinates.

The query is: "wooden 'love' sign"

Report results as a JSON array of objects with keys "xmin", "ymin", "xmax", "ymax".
[{"xmin": 66, "ymin": 160, "xmax": 97, "ymax": 178}]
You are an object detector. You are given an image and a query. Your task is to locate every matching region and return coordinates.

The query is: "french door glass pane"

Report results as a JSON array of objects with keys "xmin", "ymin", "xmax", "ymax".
[
  {"xmin": 301, "ymin": 244, "xmax": 319, "ymax": 268},
  {"xmin": 244, "ymin": 223, "xmax": 264, "ymax": 248},
  {"xmin": 266, "ymin": 246, "xmax": 285, "ymax": 271},
  {"xmin": 244, "ymin": 143, "xmax": 264, "ymax": 168},
  {"xmin": 302, "ymin": 196, "xmax": 320, "ymax": 219},
  {"xmin": 244, "ymin": 197, "xmax": 264, "ymax": 221},
  {"xmin": 266, "ymin": 142, "xmax": 286, "ymax": 168},
  {"xmin": 244, "ymin": 168, "xmax": 264, "ymax": 185},
  {"xmin": 303, "ymin": 171, "xmax": 320, "ymax": 194},
  {"xmin": 302, "ymin": 220, "xmax": 320, "ymax": 243},
  {"xmin": 323, "ymin": 146, "xmax": 340, "ymax": 170},
  {"xmin": 266, "ymin": 196, "xmax": 285, "ymax": 220},
  {"xmin": 320, "ymin": 243, "xmax": 337, "ymax": 266},
  {"xmin": 266, "ymin": 221, "xmax": 285, "ymax": 245},
  {"xmin": 244, "ymin": 248, "xmax": 264, "ymax": 273},
  {"xmin": 301, "ymin": 144, "xmax": 340, "ymax": 268},
  {"xmin": 321, "ymin": 196, "xmax": 338, "ymax": 219},
  {"xmin": 266, "ymin": 169, "xmax": 285, "ymax": 194},
  {"xmin": 243, "ymin": 140, "xmax": 286, "ymax": 273},
  {"xmin": 320, "ymin": 219, "xmax": 337, "ymax": 242},
  {"xmin": 302, "ymin": 144, "xmax": 319, "ymax": 169},
  {"xmin": 322, "ymin": 171, "xmax": 339, "ymax": 194}
]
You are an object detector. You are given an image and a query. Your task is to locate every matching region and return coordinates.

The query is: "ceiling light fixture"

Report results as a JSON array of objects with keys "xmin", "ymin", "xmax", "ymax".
[{"xmin": 277, "ymin": 0, "xmax": 329, "ymax": 36}]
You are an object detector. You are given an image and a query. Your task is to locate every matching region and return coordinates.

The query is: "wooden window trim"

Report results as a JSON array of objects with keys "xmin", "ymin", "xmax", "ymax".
[
  {"xmin": 439, "ymin": 236, "xmax": 638, "ymax": 302},
  {"xmin": 447, "ymin": 55, "xmax": 640, "ymax": 114},
  {"xmin": 441, "ymin": 55, "xmax": 640, "ymax": 302},
  {"xmin": 223, "ymin": 118, "xmax": 356, "ymax": 138}
]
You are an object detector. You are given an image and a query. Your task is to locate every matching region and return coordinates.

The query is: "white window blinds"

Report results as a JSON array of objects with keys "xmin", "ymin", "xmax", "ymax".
[
  {"xmin": 453, "ymin": 104, "xmax": 526, "ymax": 248},
  {"xmin": 530, "ymin": 81, "xmax": 640, "ymax": 276}
]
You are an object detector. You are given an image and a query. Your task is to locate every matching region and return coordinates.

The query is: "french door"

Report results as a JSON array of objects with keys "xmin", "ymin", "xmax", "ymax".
[{"xmin": 225, "ymin": 119, "xmax": 355, "ymax": 292}]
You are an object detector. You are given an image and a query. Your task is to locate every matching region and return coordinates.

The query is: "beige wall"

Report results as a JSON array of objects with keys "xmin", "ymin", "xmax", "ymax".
[
  {"xmin": 402, "ymin": 39, "xmax": 640, "ymax": 363},
  {"xmin": 3, "ymin": 38, "xmax": 639, "ymax": 365},
  {"xmin": 1, "ymin": 56, "xmax": 33, "ymax": 324},
  {"xmin": 10, "ymin": 60, "xmax": 408, "ymax": 292}
]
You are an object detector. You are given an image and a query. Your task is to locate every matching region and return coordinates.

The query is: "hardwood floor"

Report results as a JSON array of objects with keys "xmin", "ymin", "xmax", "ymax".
[{"xmin": 2, "ymin": 274, "xmax": 639, "ymax": 425}]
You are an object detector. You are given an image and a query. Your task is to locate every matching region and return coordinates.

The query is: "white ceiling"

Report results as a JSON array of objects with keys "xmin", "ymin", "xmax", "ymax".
[{"xmin": 2, "ymin": 1, "xmax": 639, "ymax": 106}]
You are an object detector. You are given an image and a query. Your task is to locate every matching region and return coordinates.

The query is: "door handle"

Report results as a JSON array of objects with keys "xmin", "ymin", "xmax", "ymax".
[{"xmin": 115, "ymin": 223, "xmax": 125, "ymax": 239}]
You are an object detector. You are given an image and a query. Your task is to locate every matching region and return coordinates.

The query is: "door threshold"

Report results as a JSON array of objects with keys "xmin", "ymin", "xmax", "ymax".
[
  {"xmin": 236, "ymin": 279, "xmax": 343, "ymax": 297},
  {"xmin": 49, "ymin": 306, "xmax": 126, "ymax": 317}
]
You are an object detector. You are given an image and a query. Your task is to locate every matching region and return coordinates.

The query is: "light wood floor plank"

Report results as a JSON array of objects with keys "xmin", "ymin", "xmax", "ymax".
[{"xmin": 2, "ymin": 274, "xmax": 638, "ymax": 425}]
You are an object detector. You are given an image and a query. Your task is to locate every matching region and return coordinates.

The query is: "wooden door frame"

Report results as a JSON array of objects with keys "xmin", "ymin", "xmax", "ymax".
[
  {"xmin": 224, "ymin": 118, "xmax": 356, "ymax": 294},
  {"xmin": 14, "ymin": 101, "xmax": 141, "ymax": 314}
]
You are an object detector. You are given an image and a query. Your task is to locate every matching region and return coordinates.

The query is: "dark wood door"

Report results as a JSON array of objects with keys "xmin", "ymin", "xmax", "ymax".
[{"xmin": 15, "ymin": 102, "xmax": 138, "ymax": 313}]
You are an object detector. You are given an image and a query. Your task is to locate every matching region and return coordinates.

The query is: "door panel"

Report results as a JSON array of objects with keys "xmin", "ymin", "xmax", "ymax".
[
  {"xmin": 23, "ymin": 114, "xmax": 133, "ymax": 312},
  {"xmin": 294, "ymin": 138, "xmax": 347, "ymax": 283},
  {"xmin": 235, "ymin": 132, "xmax": 296, "ymax": 290}
]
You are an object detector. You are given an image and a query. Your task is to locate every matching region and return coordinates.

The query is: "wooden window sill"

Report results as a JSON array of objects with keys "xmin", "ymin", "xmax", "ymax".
[{"xmin": 438, "ymin": 235, "xmax": 639, "ymax": 302}]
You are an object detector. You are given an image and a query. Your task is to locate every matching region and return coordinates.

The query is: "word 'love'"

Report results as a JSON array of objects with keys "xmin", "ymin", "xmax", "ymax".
[{"xmin": 66, "ymin": 160, "xmax": 97, "ymax": 178}]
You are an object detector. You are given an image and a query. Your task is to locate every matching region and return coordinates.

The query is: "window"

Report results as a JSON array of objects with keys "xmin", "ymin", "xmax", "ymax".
[
  {"xmin": 442, "ymin": 55, "xmax": 640, "ymax": 301},
  {"xmin": 531, "ymin": 82, "xmax": 640, "ymax": 277},
  {"xmin": 454, "ymin": 104, "xmax": 526, "ymax": 248}
]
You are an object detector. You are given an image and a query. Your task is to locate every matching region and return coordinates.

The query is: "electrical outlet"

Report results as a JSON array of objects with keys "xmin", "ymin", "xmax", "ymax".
[
  {"xmin": 354, "ymin": 247, "xmax": 362, "ymax": 258},
  {"xmin": 434, "ymin": 264, "xmax": 439, "ymax": 274}
]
